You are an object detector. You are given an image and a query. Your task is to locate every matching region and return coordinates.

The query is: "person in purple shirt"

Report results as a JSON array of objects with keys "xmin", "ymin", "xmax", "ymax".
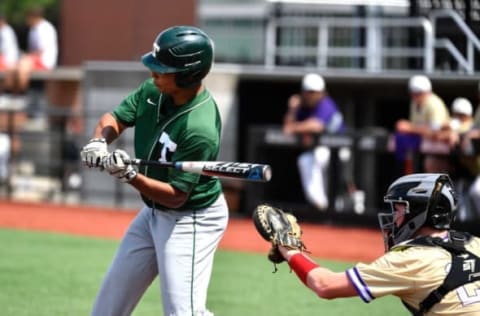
[{"xmin": 283, "ymin": 73, "xmax": 363, "ymax": 212}]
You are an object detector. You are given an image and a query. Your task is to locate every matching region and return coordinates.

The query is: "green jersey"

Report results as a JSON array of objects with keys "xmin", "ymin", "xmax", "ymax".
[{"xmin": 111, "ymin": 79, "xmax": 222, "ymax": 210}]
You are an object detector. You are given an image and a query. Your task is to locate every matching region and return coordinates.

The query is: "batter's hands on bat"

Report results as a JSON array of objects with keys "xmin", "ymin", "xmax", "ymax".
[
  {"xmin": 80, "ymin": 138, "xmax": 109, "ymax": 169},
  {"xmin": 103, "ymin": 149, "xmax": 138, "ymax": 183}
]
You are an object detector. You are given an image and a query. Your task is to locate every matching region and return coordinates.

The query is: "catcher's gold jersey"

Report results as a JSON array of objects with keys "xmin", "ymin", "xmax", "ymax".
[{"xmin": 347, "ymin": 235, "xmax": 480, "ymax": 315}]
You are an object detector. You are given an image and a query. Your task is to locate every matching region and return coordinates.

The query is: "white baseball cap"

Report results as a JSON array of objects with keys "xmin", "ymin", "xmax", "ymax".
[
  {"xmin": 451, "ymin": 97, "xmax": 473, "ymax": 116},
  {"xmin": 302, "ymin": 73, "xmax": 325, "ymax": 92},
  {"xmin": 408, "ymin": 75, "xmax": 432, "ymax": 94}
]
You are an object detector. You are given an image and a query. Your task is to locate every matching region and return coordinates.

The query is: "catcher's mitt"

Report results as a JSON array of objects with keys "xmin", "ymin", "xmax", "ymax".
[{"xmin": 252, "ymin": 204, "xmax": 307, "ymax": 270}]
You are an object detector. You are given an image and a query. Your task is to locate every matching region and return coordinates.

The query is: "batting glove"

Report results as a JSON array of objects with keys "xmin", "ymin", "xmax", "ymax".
[
  {"xmin": 103, "ymin": 149, "xmax": 137, "ymax": 183},
  {"xmin": 80, "ymin": 138, "xmax": 108, "ymax": 169}
]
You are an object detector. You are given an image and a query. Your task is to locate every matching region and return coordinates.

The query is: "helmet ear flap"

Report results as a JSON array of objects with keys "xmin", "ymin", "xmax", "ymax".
[
  {"xmin": 429, "ymin": 206, "xmax": 455, "ymax": 229},
  {"xmin": 425, "ymin": 176, "xmax": 457, "ymax": 229},
  {"xmin": 175, "ymin": 69, "xmax": 208, "ymax": 88}
]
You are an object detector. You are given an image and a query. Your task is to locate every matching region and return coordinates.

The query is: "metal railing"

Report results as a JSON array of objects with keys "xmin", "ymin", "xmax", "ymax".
[
  {"xmin": 265, "ymin": 15, "xmax": 434, "ymax": 72},
  {"xmin": 264, "ymin": 10, "xmax": 480, "ymax": 74},
  {"xmin": 0, "ymin": 104, "xmax": 140, "ymax": 208},
  {"xmin": 0, "ymin": 105, "xmax": 84, "ymax": 203},
  {"xmin": 431, "ymin": 9, "xmax": 480, "ymax": 73}
]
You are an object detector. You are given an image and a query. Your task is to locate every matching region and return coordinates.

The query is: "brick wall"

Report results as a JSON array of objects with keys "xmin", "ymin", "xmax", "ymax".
[{"xmin": 59, "ymin": 0, "xmax": 196, "ymax": 65}]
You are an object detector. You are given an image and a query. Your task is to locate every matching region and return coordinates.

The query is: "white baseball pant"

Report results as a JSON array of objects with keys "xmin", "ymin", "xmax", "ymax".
[{"xmin": 90, "ymin": 194, "xmax": 229, "ymax": 316}]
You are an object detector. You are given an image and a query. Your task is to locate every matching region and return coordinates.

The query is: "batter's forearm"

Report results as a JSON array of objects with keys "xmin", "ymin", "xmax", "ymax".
[
  {"xmin": 129, "ymin": 174, "xmax": 189, "ymax": 209},
  {"xmin": 92, "ymin": 113, "xmax": 126, "ymax": 144}
]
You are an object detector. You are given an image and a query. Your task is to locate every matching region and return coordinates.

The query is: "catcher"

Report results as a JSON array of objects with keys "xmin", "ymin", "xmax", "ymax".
[{"xmin": 252, "ymin": 173, "xmax": 480, "ymax": 315}]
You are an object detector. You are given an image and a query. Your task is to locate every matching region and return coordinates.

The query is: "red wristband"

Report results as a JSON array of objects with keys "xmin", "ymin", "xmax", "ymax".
[{"xmin": 288, "ymin": 253, "xmax": 319, "ymax": 285}]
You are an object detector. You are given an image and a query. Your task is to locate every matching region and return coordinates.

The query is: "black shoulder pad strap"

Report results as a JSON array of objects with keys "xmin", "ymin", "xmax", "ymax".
[{"xmin": 403, "ymin": 232, "xmax": 480, "ymax": 315}]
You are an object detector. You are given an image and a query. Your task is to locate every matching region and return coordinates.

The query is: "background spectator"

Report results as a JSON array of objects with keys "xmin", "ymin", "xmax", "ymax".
[
  {"xmin": 459, "ymin": 85, "xmax": 480, "ymax": 220},
  {"xmin": 436, "ymin": 97, "xmax": 476, "ymax": 221},
  {"xmin": 435, "ymin": 97, "xmax": 474, "ymax": 147},
  {"xmin": 0, "ymin": 13, "xmax": 19, "ymax": 76},
  {"xmin": 1, "ymin": 6, "xmax": 57, "ymax": 112},
  {"xmin": 0, "ymin": 12, "xmax": 19, "ymax": 184},
  {"xmin": 283, "ymin": 73, "xmax": 363, "ymax": 212},
  {"xmin": 395, "ymin": 74, "xmax": 450, "ymax": 175}
]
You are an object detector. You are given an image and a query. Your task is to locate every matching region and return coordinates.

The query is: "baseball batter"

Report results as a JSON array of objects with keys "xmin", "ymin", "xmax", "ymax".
[
  {"xmin": 260, "ymin": 173, "xmax": 480, "ymax": 315},
  {"xmin": 80, "ymin": 26, "xmax": 229, "ymax": 316}
]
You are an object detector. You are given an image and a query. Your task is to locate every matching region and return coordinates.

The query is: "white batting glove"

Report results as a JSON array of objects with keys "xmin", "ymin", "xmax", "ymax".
[
  {"xmin": 80, "ymin": 138, "xmax": 108, "ymax": 169},
  {"xmin": 103, "ymin": 149, "xmax": 137, "ymax": 183}
]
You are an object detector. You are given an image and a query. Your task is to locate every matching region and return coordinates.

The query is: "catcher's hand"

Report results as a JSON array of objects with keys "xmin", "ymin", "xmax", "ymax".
[{"xmin": 252, "ymin": 204, "xmax": 307, "ymax": 270}]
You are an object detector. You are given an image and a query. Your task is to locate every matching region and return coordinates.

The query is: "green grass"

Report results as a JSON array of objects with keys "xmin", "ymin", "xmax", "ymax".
[{"xmin": 0, "ymin": 229, "xmax": 408, "ymax": 315}]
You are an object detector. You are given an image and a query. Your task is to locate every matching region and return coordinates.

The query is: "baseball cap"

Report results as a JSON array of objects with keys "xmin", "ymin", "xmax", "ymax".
[
  {"xmin": 408, "ymin": 75, "xmax": 432, "ymax": 94},
  {"xmin": 451, "ymin": 97, "xmax": 473, "ymax": 116},
  {"xmin": 302, "ymin": 73, "xmax": 325, "ymax": 92}
]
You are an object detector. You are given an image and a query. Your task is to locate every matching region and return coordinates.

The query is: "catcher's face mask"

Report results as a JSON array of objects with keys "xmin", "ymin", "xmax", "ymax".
[{"xmin": 378, "ymin": 200, "xmax": 409, "ymax": 252}]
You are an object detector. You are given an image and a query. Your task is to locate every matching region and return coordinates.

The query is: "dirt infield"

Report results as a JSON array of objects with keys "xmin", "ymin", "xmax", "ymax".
[{"xmin": 0, "ymin": 200, "xmax": 383, "ymax": 262}]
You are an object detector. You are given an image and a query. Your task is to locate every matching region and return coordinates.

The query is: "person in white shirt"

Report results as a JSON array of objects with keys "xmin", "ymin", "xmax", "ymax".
[
  {"xmin": 0, "ymin": 14, "xmax": 19, "ymax": 72},
  {"xmin": 2, "ymin": 6, "xmax": 57, "ymax": 105},
  {"xmin": 0, "ymin": 14, "xmax": 19, "ymax": 182}
]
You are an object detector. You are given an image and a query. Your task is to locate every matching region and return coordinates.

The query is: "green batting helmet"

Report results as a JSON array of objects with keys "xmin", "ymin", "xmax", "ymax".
[{"xmin": 142, "ymin": 25, "xmax": 214, "ymax": 88}]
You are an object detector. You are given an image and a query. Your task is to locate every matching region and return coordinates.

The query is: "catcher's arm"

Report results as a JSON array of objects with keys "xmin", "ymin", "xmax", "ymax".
[
  {"xmin": 252, "ymin": 204, "xmax": 356, "ymax": 299},
  {"xmin": 278, "ymin": 246, "xmax": 356, "ymax": 298}
]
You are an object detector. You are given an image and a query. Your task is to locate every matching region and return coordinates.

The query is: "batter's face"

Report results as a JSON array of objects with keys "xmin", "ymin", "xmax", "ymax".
[{"xmin": 151, "ymin": 72, "xmax": 178, "ymax": 93}]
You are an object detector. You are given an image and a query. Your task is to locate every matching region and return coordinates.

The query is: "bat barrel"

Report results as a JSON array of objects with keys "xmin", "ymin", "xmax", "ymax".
[
  {"xmin": 124, "ymin": 159, "xmax": 272, "ymax": 182},
  {"xmin": 197, "ymin": 162, "xmax": 272, "ymax": 182}
]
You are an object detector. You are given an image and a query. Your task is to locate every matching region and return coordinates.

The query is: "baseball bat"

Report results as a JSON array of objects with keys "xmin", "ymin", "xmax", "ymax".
[{"xmin": 125, "ymin": 159, "xmax": 272, "ymax": 182}]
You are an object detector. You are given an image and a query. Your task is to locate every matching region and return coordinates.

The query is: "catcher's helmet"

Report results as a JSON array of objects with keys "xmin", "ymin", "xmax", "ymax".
[
  {"xmin": 378, "ymin": 173, "xmax": 457, "ymax": 251},
  {"xmin": 142, "ymin": 25, "xmax": 214, "ymax": 88}
]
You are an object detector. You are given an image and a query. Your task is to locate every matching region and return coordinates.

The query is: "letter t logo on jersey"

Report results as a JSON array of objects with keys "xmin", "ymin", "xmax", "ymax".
[{"xmin": 158, "ymin": 132, "xmax": 177, "ymax": 162}]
